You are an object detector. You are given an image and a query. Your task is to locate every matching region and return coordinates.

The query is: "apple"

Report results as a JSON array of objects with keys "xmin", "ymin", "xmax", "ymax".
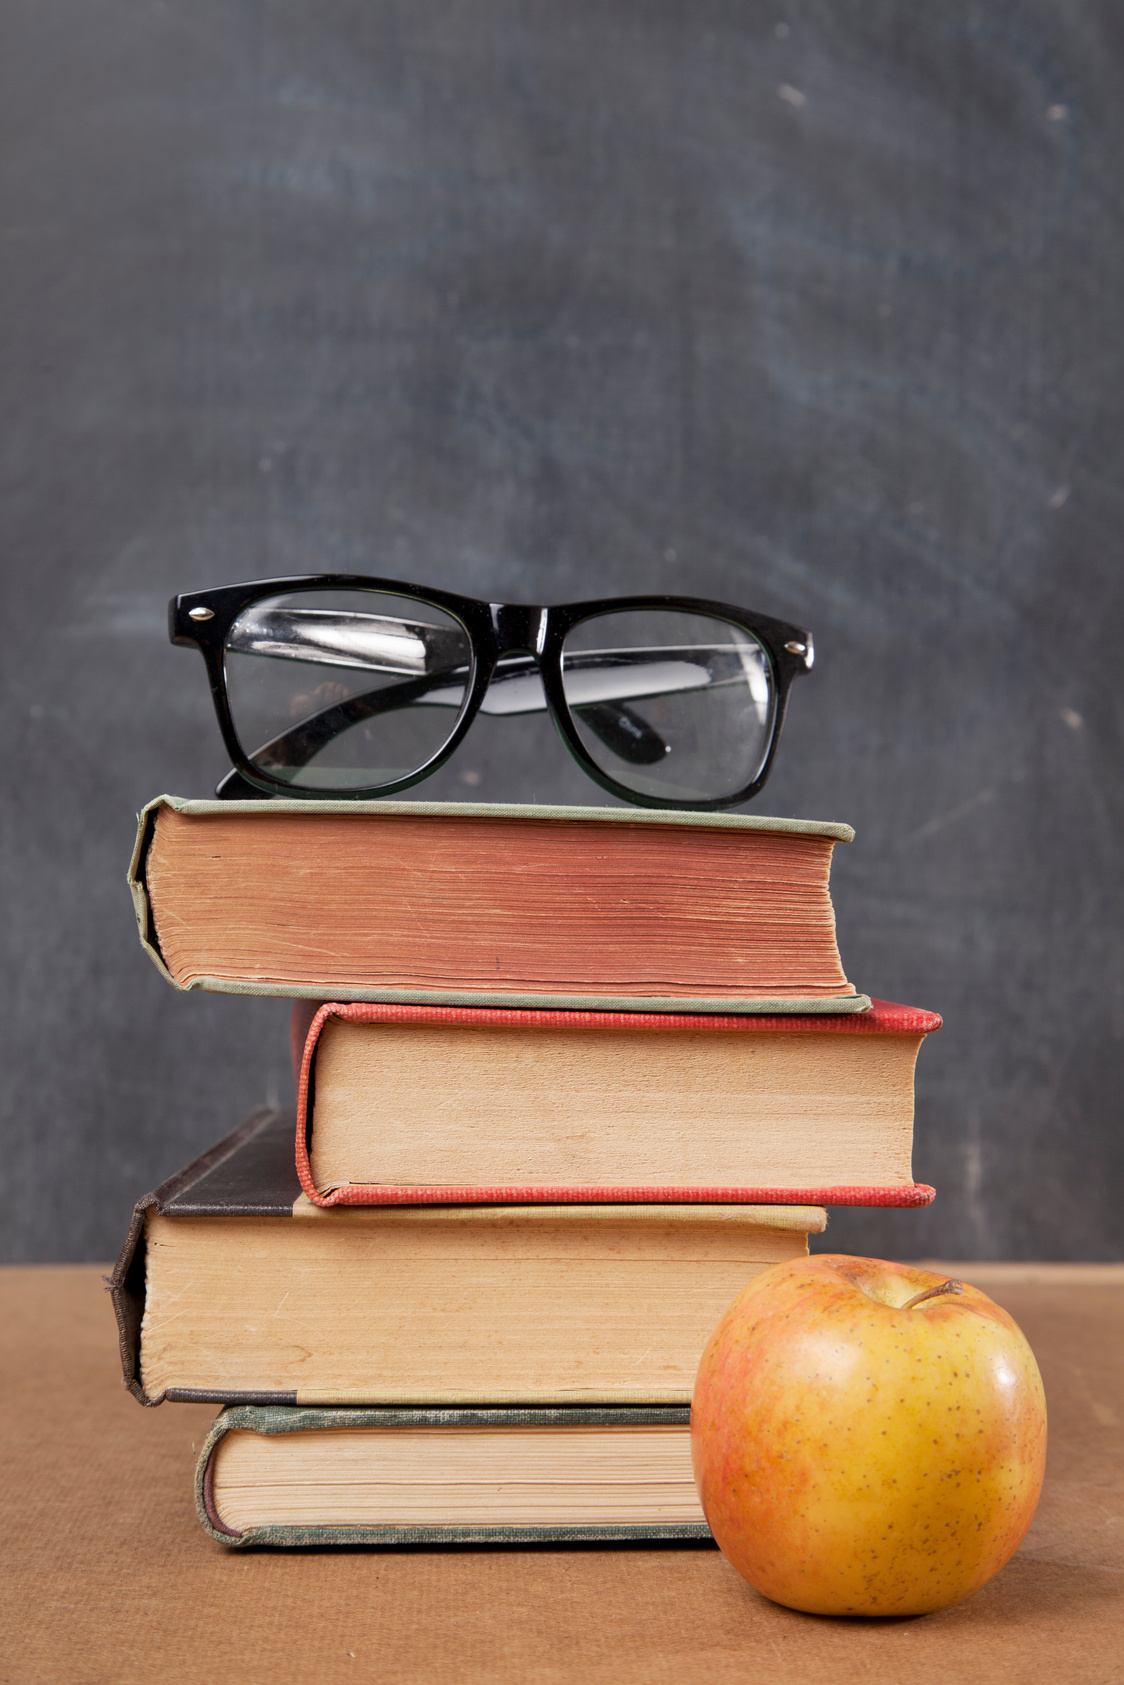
[{"xmin": 691, "ymin": 1255, "xmax": 1046, "ymax": 1617}]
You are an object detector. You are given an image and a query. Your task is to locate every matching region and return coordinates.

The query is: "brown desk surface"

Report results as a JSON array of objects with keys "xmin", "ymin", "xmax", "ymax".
[{"xmin": 1, "ymin": 1264, "xmax": 1121, "ymax": 1684}]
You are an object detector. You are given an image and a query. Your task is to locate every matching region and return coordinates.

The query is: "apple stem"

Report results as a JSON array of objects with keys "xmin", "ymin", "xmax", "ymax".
[{"xmin": 902, "ymin": 1278, "xmax": 966, "ymax": 1311}]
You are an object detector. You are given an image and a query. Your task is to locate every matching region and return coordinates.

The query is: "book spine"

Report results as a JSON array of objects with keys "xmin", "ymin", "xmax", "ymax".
[
  {"xmin": 106, "ymin": 1196, "xmax": 153, "ymax": 1404},
  {"xmin": 107, "ymin": 1107, "xmax": 292, "ymax": 1407},
  {"xmin": 128, "ymin": 797, "xmax": 177, "ymax": 988},
  {"xmin": 296, "ymin": 1002, "xmax": 338, "ymax": 1201}
]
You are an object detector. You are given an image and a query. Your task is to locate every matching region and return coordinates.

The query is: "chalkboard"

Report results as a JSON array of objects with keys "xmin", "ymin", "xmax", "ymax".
[{"xmin": 1, "ymin": 0, "xmax": 1120, "ymax": 1261}]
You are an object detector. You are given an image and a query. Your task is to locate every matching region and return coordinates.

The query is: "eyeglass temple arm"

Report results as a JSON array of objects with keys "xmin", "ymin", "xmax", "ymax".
[
  {"xmin": 214, "ymin": 693, "xmax": 665, "ymax": 798},
  {"xmin": 226, "ymin": 608, "xmax": 466, "ymax": 676},
  {"xmin": 227, "ymin": 609, "xmax": 731, "ymax": 702}
]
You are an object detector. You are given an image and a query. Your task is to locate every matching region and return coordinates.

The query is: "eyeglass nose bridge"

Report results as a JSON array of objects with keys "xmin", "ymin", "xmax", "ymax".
[{"xmin": 488, "ymin": 602, "xmax": 548, "ymax": 657}]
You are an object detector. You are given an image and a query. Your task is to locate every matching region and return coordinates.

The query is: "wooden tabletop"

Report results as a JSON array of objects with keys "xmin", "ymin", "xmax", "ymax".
[{"xmin": 1, "ymin": 1263, "xmax": 1121, "ymax": 1684}]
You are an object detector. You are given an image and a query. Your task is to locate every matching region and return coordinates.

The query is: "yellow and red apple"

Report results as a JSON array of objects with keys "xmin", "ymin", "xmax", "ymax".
[{"xmin": 692, "ymin": 1255, "xmax": 1047, "ymax": 1617}]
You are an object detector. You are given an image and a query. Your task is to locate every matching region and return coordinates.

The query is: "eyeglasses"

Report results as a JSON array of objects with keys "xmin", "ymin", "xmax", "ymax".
[{"xmin": 169, "ymin": 575, "xmax": 814, "ymax": 811}]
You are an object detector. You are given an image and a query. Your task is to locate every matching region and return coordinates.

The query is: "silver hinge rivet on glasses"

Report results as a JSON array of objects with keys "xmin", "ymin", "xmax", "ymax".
[{"xmin": 188, "ymin": 607, "xmax": 215, "ymax": 621}]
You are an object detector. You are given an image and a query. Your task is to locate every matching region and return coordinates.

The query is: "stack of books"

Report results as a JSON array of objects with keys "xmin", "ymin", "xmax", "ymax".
[{"xmin": 112, "ymin": 796, "xmax": 939, "ymax": 1547}]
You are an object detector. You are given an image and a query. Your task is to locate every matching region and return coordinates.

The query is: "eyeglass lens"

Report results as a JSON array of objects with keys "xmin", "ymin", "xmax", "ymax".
[
  {"xmin": 224, "ymin": 589, "xmax": 473, "ymax": 790},
  {"xmin": 561, "ymin": 609, "xmax": 777, "ymax": 804}
]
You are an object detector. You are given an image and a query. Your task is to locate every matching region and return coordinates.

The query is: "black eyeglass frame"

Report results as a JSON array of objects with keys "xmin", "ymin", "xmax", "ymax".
[{"xmin": 169, "ymin": 574, "xmax": 814, "ymax": 812}]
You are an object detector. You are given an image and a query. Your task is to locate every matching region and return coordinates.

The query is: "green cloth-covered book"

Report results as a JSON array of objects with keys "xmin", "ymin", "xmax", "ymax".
[{"xmin": 195, "ymin": 1404, "xmax": 711, "ymax": 1547}]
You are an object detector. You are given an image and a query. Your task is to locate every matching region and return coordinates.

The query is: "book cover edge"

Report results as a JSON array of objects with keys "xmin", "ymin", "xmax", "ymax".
[
  {"xmin": 147, "ymin": 791, "xmax": 856, "ymax": 842},
  {"xmin": 303, "ymin": 996, "xmax": 941, "ymax": 1035},
  {"xmin": 181, "ymin": 978, "xmax": 874, "ymax": 1013},
  {"xmin": 203, "ymin": 1518, "xmax": 714, "ymax": 1549},
  {"xmin": 304, "ymin": 1181, "xmax": 937, "ymax": 1209}
]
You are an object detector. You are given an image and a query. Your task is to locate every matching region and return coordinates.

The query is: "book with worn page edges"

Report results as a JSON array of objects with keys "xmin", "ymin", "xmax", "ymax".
[
  {"xmin": 196, "ymin": 1404, "xmax": 711, "ymax": 1547},
  {"xmin": 129, "ymin": 795, "xmax": 871, "ymax": 1013},
  {"xmin": 295, "ymin": 998, "xmax": 939, "ymax": 1208},
  {"xmin": 109, "ymin": 1109, "xmax": 826, "ymax": 1409}
]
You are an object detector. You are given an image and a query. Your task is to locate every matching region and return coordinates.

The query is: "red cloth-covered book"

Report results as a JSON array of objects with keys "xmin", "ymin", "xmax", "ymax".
[{"xmin": 293, "ymin": 998, "xmax": 939, "ymax": 1209}]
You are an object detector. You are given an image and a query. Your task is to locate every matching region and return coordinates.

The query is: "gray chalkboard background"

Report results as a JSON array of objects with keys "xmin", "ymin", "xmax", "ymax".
[{"xmin": 2, "ymin": 1, "xmax": 1121, "ymax": 1262}]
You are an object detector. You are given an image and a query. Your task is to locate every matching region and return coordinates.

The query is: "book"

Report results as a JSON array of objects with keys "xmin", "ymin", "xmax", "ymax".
[
  {"xmin": 110, "ymin": 1108, "xmax": 826, "ymax": 1408},
  {"xmin": 129, "ymin": 795, "xmax": 870, "ymax": 1014},
  {"xmin": 196, "ymin": 1404, "xmax": 709, "ymax": 1546},
  {"xmin": 296, "ymin": 998, "xmax": 940, "ymax": 1208}
]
